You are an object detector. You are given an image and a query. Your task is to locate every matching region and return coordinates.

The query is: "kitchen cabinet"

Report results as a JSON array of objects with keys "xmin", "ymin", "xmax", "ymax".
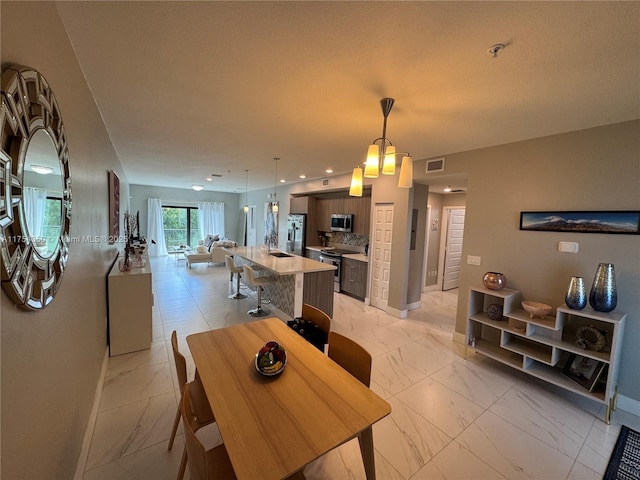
[
  {"xmin": 466, "ymin": 286, "xmax": 626, "ymax": 423},
  {"xmin": 108, "ymin": 257, "xmax": 154, "ymax": 356},
  {"xmin": 341, "ymin": 257, "xmax": 368, "ymax": 300},
  {"xmin": 290, "ymin": 195, "xmax": 316, "ymax": 215}
]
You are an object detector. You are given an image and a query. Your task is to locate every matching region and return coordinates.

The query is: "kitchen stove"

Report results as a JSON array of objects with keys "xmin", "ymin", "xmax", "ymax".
[{"xmin": 318, "ymin": 248, "xmax": 360, "ymax": 292}]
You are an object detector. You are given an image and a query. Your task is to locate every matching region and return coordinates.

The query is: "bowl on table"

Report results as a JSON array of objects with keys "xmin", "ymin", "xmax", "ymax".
[{"xmin": 255, "ymin": 341, "xmax": 287, "ymax": 376}]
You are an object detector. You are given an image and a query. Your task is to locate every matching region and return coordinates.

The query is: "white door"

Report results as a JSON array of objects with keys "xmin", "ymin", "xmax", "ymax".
[
  {"xmin": 370, "ymin": 204, "xmax": 394, "ymax": 310},
  {"xmin": 246, "ymin": 205, "xmax": 257, "ymax": 246},
  {"xmin": 442, "ymin": 207, "xmax": 465, "ymax": 291}
]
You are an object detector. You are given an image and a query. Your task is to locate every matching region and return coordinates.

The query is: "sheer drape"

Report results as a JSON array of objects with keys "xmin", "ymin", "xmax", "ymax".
[
  {"xmin": 24, "ymin": 187, "xmax": 47, "ymax": 239},
  {"xmin": 198, "ymin": 202, "xmax": 225, "ymax": 240},
  {"xmin": 147, "ymin": 198, "xmax": 168, "ymax": 256}
]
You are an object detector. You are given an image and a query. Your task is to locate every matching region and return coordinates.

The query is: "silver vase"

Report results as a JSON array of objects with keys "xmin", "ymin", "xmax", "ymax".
[
  {"xmin": 589, "ymin": 263, "xmax": 617, "ymax": 312},
  {"xmin": 565, "ymin": 276, "xmax": 586, "ymax": 310}
]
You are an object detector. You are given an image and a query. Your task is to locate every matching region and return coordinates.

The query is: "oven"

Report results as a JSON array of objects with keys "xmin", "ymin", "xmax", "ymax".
[{"xmin": 318, "ymin": 251, "xmax": 341, "ymax": 292}]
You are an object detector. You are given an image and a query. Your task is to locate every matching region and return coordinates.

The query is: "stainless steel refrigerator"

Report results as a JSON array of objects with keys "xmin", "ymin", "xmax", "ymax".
[{"xmin": 286, "ymin": 214, "xmax": 306, "ymax": 256}]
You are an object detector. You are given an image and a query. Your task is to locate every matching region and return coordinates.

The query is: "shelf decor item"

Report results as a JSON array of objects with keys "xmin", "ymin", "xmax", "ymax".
[
  {"xmin": 482, "ymin": 272, "xmax": 506, "ymax": 290},
  {"xmin": 486, "ymin": 304, "xmax": 504, "ymax": 321},
  {"xmin": 562, "ymin": 354, "xmax": 607, "ymax": 392},
  {"xmin": 565, "ymin": 276, "xmax": 587, "ymax": 310},
  {"xmin": 575, "ymin": 325, "xmax": 607, "ymax": 352},
  {"xmin": 521, "ymin": 301, "xmax": 553, "ymax": 319},
  {"xmin": 589, "ymin": 263, "xmax": 617, "ymax": 312}
]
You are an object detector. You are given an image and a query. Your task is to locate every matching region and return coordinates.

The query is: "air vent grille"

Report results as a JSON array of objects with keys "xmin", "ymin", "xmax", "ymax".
[{"xmin": 426, "ymin": 158, "xmax": 445, "ymax": 173}]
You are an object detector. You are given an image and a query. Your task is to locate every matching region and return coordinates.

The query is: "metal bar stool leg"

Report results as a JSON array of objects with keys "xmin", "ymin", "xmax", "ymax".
[{"xmin": 228, "ymin": 271, "xmax": 247, "ymax": 300}]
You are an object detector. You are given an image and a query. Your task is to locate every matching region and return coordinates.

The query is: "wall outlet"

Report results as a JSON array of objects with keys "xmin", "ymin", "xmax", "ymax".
[{"xmin": 467, "ymin": 255, "xmax": 481, "ymax": 266}]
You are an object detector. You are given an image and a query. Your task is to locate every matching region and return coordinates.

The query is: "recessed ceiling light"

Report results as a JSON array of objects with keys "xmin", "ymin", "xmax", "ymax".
[
  {"xmin": 31, "ymin": 165, "xmax": 54, "ymax": 175},
  {"xmin": 192, "ymin": 184, "xmax": 204, "ymax": 191},
  {"xmin": 299, "ymin": 174, "xmax": 306, "ymax": 179},
  {"xmin": 279, "ymin": 179, "xmax": 286, "ymax": 183},
  {"xmin": 206, "ymin": 177, "xmax": 213, "ymax": 181},
  {"xmin": 443, "ymin": 185, "xmax": 452, "ymax": 192},
  {"xmin": 325, "ymin": 169, "xmax": 333, "ymax": 173}
]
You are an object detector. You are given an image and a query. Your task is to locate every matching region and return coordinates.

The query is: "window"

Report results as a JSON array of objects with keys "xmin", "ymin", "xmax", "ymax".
[
  {"xmin": 162, "ymin": 206, "xmax": 200, "ymax": 249},
  {"xmin": 43, "ymin": 197, "xmax": 62, "ymax": 252}
]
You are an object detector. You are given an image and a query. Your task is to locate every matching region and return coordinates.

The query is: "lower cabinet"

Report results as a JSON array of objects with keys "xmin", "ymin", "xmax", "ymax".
[
  {"xmin": 108, "ymin": 258, "xmax": 154, "ymax": 356},
  {"xmin": 466, "ymin": 286, "xmax": 626, "ymax": 423},
  {"xmin": 341, "ymin": 257, "xmax": 368, "ymax": 300}
]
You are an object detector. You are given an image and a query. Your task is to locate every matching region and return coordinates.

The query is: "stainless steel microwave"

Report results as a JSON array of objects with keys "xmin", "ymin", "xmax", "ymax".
[{"xmin": 330, "ymin": 214, "xmax": 353, "ymax": 232}]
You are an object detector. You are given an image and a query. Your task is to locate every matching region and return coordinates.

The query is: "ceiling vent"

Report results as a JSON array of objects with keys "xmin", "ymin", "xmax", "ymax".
[
  {"xmin": 426, "ymin": 158, "xmax": 445, "ymax": 174},
  {"xmin": 210, "ymin": 173, "xmax": 223, "ymax": 178}
]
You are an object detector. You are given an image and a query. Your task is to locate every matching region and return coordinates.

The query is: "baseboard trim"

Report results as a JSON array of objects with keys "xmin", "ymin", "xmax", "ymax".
[
  {"xmin": 452, "ymin": 331, "xmax": 467, "ymax": 346},
  {"xmin": 617, "ymin": 394, "xmax": 640, "ymax": 417},
  {"xmin": 407, "ymin": 300, "xmax": 422, "ymax": 311},
  {"xmin": 423, "ymin": 284, "xmax": 440, "ymax": 293},
  {"xmin": 386, "ymin": 305, "xmax": 408, "ymax": 319},
  {"xmin": 74, "ymin": 347, "xmax": 109, "ymax": 480}
]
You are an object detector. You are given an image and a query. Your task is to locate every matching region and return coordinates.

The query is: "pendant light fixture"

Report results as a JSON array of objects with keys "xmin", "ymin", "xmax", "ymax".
[
  {"xmin": 272, "ymin": 157, "xmax": 279, "ymax": 213},
  {"xmin": 243, "ymin": 169, "xmax": 249, "ymax": 213},
  {"xmin": 350, "ymin": 97, "xmax": 413, "ymax": 196}
]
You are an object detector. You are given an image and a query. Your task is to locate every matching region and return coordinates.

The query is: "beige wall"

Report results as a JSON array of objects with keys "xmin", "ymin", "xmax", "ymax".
[
  {"xmin": 422, "ymin": 120, "xmax": 640, "ymax": 402},
  {"xmin": 1, "ymin": 2, "xmax": 126, "ymax": 477}
]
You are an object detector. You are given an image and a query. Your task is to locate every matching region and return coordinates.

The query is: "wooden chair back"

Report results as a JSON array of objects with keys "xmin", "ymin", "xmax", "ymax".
[
  {"xmin": 328, "ymin": 331, "xmax": 372, "ymax": 387},
  {"xmin": 171, "ymin": 330, "xmax": 188, "ymax": 389},
  {"xmin": 181, "ymin": 384, "xmax": 236, "ymax": 480},
  {"xmin": 301, "ymin": 303, "xmax": 331, "ymax": 338}
]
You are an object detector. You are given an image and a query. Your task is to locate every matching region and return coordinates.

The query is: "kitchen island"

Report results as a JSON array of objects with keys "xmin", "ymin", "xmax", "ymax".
[{"xmin": 226, "ymin": 246, "xmax": 336, "ymax": 318}]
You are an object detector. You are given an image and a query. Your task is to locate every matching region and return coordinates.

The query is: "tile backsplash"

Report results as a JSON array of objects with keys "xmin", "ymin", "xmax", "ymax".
[{"xmin": 326, "ymin": 232, "xmax": 369, "ymax": 250}]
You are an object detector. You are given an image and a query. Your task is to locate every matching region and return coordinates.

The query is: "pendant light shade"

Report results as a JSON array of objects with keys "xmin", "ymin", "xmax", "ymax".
[
  {"xmin": 349, "ymin": 166, "xmax": 363, "ymax": 197},
  {"xmin": 243, "ymin": 169, "xmax": 249, "ymax": 213},
  {"xmin": 382, "ymin": 145, "xmax": 396, "ymax": 175},
  {"xmin": 398, "ymin": 156, "xmax": 413, "ymax": 188},
  {"xmin": 272, "ymin": 157, "xmax": 279, "ymax": 212},
  {"xmin": 349, "ymin": 97, "xmax": 416, "ymax": 196},
  {"xmin": 364, "ymin": 145, "xmax": 380, "ymax": 178}
]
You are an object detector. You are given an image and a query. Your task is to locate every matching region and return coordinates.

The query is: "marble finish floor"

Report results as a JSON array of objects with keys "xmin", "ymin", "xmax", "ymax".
[{"xmin": 84, "ymin": 256, "xmax": 640, "ymax": 479}]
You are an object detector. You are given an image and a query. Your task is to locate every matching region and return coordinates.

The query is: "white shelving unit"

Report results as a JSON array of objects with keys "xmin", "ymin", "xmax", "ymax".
[{"xmin": 466, "ymin": 286, "xmax": 626, "ymax": 423}]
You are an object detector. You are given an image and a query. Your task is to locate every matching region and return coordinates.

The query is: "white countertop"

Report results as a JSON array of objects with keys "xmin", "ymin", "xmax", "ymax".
[
  {"xmin": 227, "ymin": 246, "xmax": 336, "ymax": 275},
  {"xmin": 306, "ymin": 246, "xmax": 368, "ymax": 263},
  {"xmin": 343, "ymin": 253, "xmax": 369, "ymax": 263}
]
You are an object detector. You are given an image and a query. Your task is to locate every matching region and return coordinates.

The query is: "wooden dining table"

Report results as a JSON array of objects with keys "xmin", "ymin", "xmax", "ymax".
[{"xmin": 187, "ymin": 317, "xmax": 391, "ymax": 480}]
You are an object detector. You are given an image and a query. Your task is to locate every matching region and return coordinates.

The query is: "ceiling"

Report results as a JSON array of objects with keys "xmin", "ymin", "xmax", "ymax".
[{"xmin": 55, "ymin": 1, "xmax": 640, "ymax": 194}]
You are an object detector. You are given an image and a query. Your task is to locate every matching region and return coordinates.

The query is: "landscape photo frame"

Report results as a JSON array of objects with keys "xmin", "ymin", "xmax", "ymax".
[{"xmin": 519, "ymin": 211, "xmax": 640, "ymax": 235}]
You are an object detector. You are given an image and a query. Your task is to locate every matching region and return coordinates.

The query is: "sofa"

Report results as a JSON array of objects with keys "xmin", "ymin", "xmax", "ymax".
[{"xmin": 184, "ymin": 236, "xmax": 238, "ymax": 268}]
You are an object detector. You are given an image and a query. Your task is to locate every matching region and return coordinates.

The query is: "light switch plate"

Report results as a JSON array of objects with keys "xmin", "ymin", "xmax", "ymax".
[
  {"xmin": 467, "ymin": 255, "xmax": 481, "ymax": 265},
  {"xmin": 558, "ymin": 241, "xmax": 579, "ymax": 253}
]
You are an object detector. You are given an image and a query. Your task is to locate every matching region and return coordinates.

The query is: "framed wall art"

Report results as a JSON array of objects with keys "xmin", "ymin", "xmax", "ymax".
[
  {"xmin": 562, "ymin": 354, "xmax": 606, "ymax": 392},
  {"xmin": 519, "ymin": 211, "xmax": 640, "ymax": 235},
  {"xmin": 108, "ymin": 170, "xmax": 120, "ymax": 243}
]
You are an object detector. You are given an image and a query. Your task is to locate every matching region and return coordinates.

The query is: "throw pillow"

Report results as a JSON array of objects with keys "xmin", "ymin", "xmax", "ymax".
[{"xmin": 196, "ymin": 245, "xmax": 207, "ymax": 253}]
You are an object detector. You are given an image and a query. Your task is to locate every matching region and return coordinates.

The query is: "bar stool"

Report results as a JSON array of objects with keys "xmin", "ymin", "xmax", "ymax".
[
  {"xmin": 225, "ymin": 255, "xmax": 246, "ymax": 300},
  {"xmin": 243, "ymin": 264, "xmax": 275, "ymax": 317}
]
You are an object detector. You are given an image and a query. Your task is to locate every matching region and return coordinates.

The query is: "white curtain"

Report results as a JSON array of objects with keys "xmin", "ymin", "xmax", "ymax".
[
  {"xmin": 24, "ymin": 187, "xmax": 47, "ymax": 239},
  {"xmin": 198, "ymin": 202, "xmax": 225, "ymax": 240},
  {"xmin": 147, "ymin": 198, "xmax": 168, "ymax": 256}
]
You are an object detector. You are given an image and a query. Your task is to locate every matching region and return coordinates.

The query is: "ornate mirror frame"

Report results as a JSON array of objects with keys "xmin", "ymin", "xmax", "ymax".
[{"xmin": 1, "ymin": 65, "xmax": 72, "ymax": 310}]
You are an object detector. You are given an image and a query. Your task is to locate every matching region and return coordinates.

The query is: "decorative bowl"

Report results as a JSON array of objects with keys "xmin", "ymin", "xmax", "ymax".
[
  {"xmin": 483, "ymin": 272, "xmax": 507, "ymax": 290},
  {"xmin": 521, "ymin": 301, "xmax": 553, "ymax": 319},
  {"xmin": 255, "ymin": 341, "xmax": 287, "ymax": 376}
]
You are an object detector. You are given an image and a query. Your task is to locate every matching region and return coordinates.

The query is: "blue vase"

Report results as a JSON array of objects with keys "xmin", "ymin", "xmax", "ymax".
[
  {"xmin": 565, "ymin": 276, "xmax": 587, "ymax": 310},
  {"xmin": 589, "ymin": 263, "xmax": 617, "ymax": 312}
]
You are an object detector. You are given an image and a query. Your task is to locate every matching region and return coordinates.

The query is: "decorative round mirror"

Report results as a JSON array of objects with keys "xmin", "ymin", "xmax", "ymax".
[{"xmin": 1, "ymin": 65, "xmax": 72, "ymax": 310}]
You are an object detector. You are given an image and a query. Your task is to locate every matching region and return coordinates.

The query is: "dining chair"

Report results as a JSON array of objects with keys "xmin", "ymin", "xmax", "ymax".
[
  {"xmin": 225, "ymin": 255, "xmax": 247, "ymax": 300},
  {"xmin": 169, "ymin": 331, "xmax": 215, "ymax": 480},
  {"xmin": 327, "ymin": 331, "xmax": 371, "ymax": 387},
  {"xmin": 301, "ymin": 303, "xmax": 331, "ymax": 351},
  {"xmin": 243, "ymin": 264, "xmax": 275, "ymax": 317},
  {"xmin": 181, "ymin": 383, "xmax": 237, "ymax": 480}
]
